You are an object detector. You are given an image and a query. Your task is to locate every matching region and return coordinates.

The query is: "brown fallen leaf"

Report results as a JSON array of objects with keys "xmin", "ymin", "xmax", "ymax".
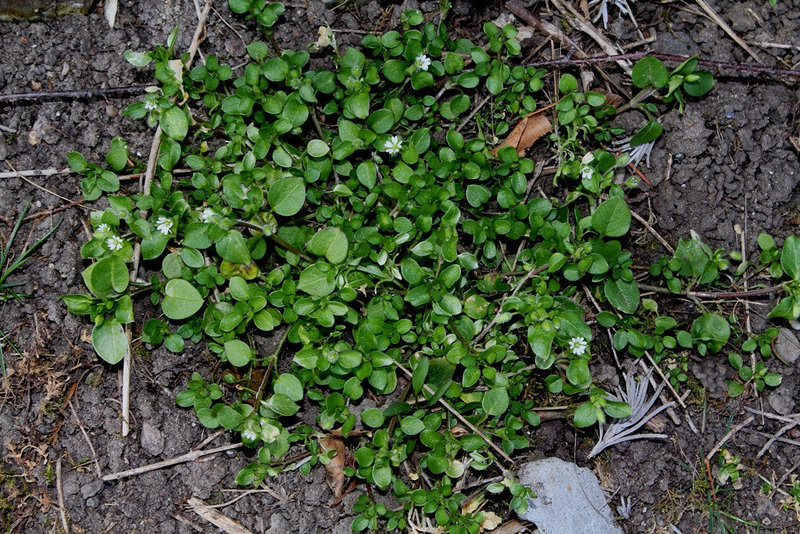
[
  {"xmin": 320, "ymin": 436, "xmax": 348, "ymax": 499},
  {"xmin": 491, "ymin": 111, "xmax": 552, "ymax": 157}
]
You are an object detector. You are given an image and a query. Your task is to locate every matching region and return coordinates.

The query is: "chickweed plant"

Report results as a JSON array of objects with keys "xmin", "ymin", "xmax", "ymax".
[{"xmin": 62, "ymin": 2, "xmax": 800, "ymax": 530}]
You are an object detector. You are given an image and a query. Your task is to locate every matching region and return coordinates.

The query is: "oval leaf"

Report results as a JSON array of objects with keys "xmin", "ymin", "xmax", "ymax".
[
  {"xmin": 268, "ymin": 177, "xmax": 306, "ymax": 216},
  {"xmin": 592, "ymin": 197, "xmax": 631, "ymax": 237},
  {"xmin": 92, "ymin": 320, "xmax": 127, "ymax": 365},
  {"xmin": 162, "ymin": 279, "xmax": 204, "ymax": 320}
]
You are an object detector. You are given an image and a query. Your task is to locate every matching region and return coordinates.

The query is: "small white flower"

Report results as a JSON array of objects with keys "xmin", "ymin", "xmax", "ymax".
[
  {"xmin": 414, "ymin": 54, "xmax": 431, "ymax": 72},
  {"xmin": 383, "ymin": 135, "xmax": 403, "ymax": 155},
  {"xmin": 240, "ymin": 184, "xmax": 250, "ymax": 196},
  {"xmin": 156, "ymin": 216, "xmax": 173, "ymax": 236},
  {"xmin": 581, "ymin": 166, "xmax": 593, "ymax": 180},
  {"xmin": 106, "ymin": 235, "xmax": 124, "ymax": 251},
  {"xmin": 95, "ymin": 223, "xmax": 110, "ymax": 235},
  {"xmin": 242, "ymin": 428, "xmax": 258, "ymax": 442},
  {"xmin": 569, "ymin": 337, "xmax": 589, "ymax": 356},
  {"xmin": 199, "ymin": 208, "xmax": 215, "ymax": 223},
  {"xmin": 144, "ymin": 100, "xmax": 158, "ymax": 111}
]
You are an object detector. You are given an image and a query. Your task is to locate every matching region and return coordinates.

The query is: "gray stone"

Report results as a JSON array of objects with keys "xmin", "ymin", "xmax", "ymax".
[
  {"xmin": 517, "ymin": 457, "xmax": 623, "ymax": 534},
  {"xmin": 80, "ymin": 479, "xmax": 103, "ymax": 499},
  {"xmin": 265, "ymin": 513, "xmax": 290, "ymax": 534},
  {"xmin": 774, "ymin": 327, "xmax": 800, "ymax": 365},
  {"xmin": 768, "ymin": 389, "xmax": 796, "ymax": 416},
  {"xmin": 140, "ymin": 422, "xmax": 165, "ymax": 456}
]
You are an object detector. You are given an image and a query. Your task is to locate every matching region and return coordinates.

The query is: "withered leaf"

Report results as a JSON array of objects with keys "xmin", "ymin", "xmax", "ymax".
[
  {"xmin": 492, "ymin": 112, "xmax": 552, "ymax": 157},
  {"xmin": 320, "ymin": 436, "xmax": 348, "ymax": 499}
]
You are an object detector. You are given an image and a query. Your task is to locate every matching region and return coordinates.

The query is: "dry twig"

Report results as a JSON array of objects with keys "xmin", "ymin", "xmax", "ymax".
[
  {"xmin": 704, "ymin": 416, "xmax": 754, "ymax": 501},
  {"xmin": 102, "ymin": 442, "xmax": 242, "ymax": 482},
  {"xmin": 187, "ymin": 497, "xmax": 254, "ymax": 534},
  {"xmin": 56, "ymin": 458, "xmax": 70, "ymax": 534}
]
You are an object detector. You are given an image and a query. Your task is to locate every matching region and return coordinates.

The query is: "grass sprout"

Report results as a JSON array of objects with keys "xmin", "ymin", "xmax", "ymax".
[
  {"xmin": 0, "ymin": 199, "xmax": 60, "ymax": 376},
  {"xmin": 588, "ymin": 369, "xmax": 675, "ymax": 459}
]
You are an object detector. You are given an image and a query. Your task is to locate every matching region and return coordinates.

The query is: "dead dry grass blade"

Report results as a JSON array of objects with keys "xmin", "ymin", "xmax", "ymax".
[
  {"xmin": 588, "ymin": 369, "xmax": 675, "ymax": 459},
  {"xmin": 695, "ymin": 0, "xmax": 762, "ymax": 64}
]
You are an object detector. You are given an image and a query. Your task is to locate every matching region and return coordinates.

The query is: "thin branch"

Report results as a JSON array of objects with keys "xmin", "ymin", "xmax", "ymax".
[
  {"xmin": 630, "ymin": 209, "xmax": 674, "ymax": 255},
  {"xmin": 68, "ymin": 400, "xmax": 102, "ymax": 477},
  {"xmin": 0, "ymin": 85, "xmax": 148, "ymax": 105},
  {"xmin": 524, "ymin": 52, "xmax": 800, "ymax": 79},
  {"xmin": 187, "ymin": 497, "xmax": 254, "ymax": 534},
  {"xmin": 637, "ymin": 283, "xmax": 783, "ymax": 300},
  {"xmin": 102, "ymin": 442, "xmax": 243, "ymax": 482},
  {"xmin": 694, "ymin": 0, "xmax": 761, "ymax": 64},
  {"xmin": 56, "ymin": 459, "xmax": 70, "ymax": 534},
  {"xmin": 704, "ymin": 416, "xmax": 754, "ymax": 501}
]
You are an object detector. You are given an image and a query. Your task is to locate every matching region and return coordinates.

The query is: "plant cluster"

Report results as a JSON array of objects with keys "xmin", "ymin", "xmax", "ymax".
[{"xmin": 61, "ymin": 2, "xmax": 799, "ymax": 530}]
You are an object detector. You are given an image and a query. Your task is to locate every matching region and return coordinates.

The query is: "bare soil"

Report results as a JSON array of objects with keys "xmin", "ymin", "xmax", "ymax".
[{"xmin": 0, "ymin": 1, "xmax": 799, "ymax": 532}]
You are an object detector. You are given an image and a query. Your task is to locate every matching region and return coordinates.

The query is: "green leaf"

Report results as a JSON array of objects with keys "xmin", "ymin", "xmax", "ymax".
[
  {"xmin": 558, "ymin": 73, "xmax": 577, "ymax": 93},
  {"xmin": 123, "ymin": 49, "xmax": 152, "ymax": 67},
  {"xmin": 466, "ymin": 184, "xmax": 491, "ymax": 207},
  {"xmin": 297, "ymin": 263, "xmax": 335, "ymax": 297},
  {"xmin": 691, "ymin": 313, "xmax": 730, "ymax": 353},
  {"xmin": 224, "ymin": 339, "xmax": 252, "ymax": 367},
  {"xmin": 728, "ymin": 381, "xmax": 745, "ymax": 398},
  {"xmin": 573, "ymin": 402, "xmax": 597, "ymax": 428},
  {"xmin": 684, "ymin": 71, "xmax": 714, "ymax": 97},
  {"xmin": 605, "ymin": 400, "xmax": 632, "ymax": 419},
  {"xmin": 307, "ymin": 139, "xmax": 329, "ymax": 157},
  {"xmin": 631, "ymin": 57, "xmax": 669, "ymax": 89},
  {"xmin": 268, "ymin": 177, "xmax": 306, "ymax": 216},
  {"xmin": 566, "ymin": 359, "xmax": 591, "ymax": 389},
  {"xmin": 764, "ymin": 373, "xmax": 781, "ymax": 387},
  {"xmin": 367, "ymin": 109, "xmax": 395, "ymax": 134},
  {"xmin": 372, "ymin": 465, "xmax": 392, "ymax": 490},
  {"xmin": 67, "ymin": 151, "xmax": 88, "ymax": 172},
  {"xmin": 361, "ymin": 408, "xmax": 385, "ymax": 428},
  {"xmin": 92, "ymin": 320, "xmax": 127, "ymax": 365},
  {"xmin": 161, "ymin": 279, "xmax": 204, "ymax": 320},
  {"xmin": 216, "ymin": 230, "xmax": 251, "ymax": 264},
  {"xmin": 482, "ymin": 387, "xmax": 509, "ymax": 417},
  {"xmin": 781, "ymin": 235, "xmax": 800, "ymax": 279},
  {"xmin": 85, "ymin": 256, "xmax": 129, "ymax": 297},
  {"xmin": 307, "ymin": 228, "xmax": 348, "ymax": 264},
  {"xmin": 160, "ymin": 106, "xmax": 189, "ymax": 141},
  {"xmin": 463, "ymin": 294, "xmax": 490, "ymax": 319},
  {"xmin": 356, "ymin": 161, "xmax": 376, "ymax": 189},
  {"xmin": 592, "ymin": 197, "xmax": 631, "ymax": 237},
  {"xmin": 412, "ymin": 356, "xmax": 429, "ymax": 394},
  {"xmin": 400, "ymin": 416, "xmax": 425, "ymax": 435},
  {"xmin": 274, "ymin": 373, "xmax": 303, "ymax": 402},
  {"xmin": 267, "ymin": 393, "xmax": 299, "ymax": 416},
  {"xmin": 283, "ymin": 95, "xmax": 308, "ymax": 126},
  {"xmin": 630, "ymin": 120, "xmax": 663, "ymax": 147},
  {"xmin": 604, "ymin": 278, "xmax": 639, "ymax": 315}
]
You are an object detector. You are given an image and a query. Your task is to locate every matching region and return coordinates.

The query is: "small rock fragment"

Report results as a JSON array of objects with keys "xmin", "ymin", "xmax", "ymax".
[
  {"xmin": 140, "ymin": 422, "xmax": 165, "ymax": 456},
  {"xmin": 774, "ymin": 327, "xmax": 800, "ymax": 366}
]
